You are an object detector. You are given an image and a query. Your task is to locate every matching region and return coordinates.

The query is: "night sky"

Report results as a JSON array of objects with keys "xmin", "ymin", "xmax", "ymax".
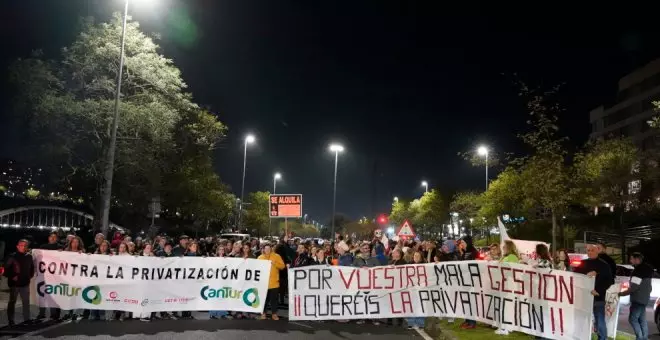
[{"xmin": 2, "ymin": 1, "xmax": 660, "ymax": 223}]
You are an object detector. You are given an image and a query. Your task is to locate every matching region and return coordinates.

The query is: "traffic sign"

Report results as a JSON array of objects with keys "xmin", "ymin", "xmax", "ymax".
[
  {"xmin": 269, "ymin": 194, "xmax": 303, "ymax": 218},
  {"xmin": 397, "ymin": 220, "xmax": 415, "ymax": 238}
]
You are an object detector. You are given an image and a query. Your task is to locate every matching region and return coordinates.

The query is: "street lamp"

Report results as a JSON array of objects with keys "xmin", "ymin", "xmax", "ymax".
[
  {"xmin": 393, "ymin": 196, "xmax": 399, "ymax": 202},
  {"xmin": 329, "ymin": 143, "xmax": 344, "ymax": 245},
  {"xmin": 421, "ymin": 181, "xmax": 428, "ymax": 193},
  {"xmin": 269, "ymin": 172, "xmax": 281, "ymax": 237},
  {"xmin": 99, "ymin": 0, "xmax": 131, "ymax": 235},
  {"xmin": 238, "ymin": 134, "xmax": 255, "ymax": 229},
  {"xmin": 477, "ymin": 145, "xmax": 489, "ymax": 191}
]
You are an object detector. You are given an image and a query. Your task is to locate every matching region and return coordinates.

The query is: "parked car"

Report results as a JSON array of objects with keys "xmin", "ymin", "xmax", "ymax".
[
  {"xmin": 615, "ymin": 264, "xmax": 660, "ymax": 305},
  {"xmin": 655, "ymin": 297, "xmax": 659, "ymax": 333},
  {"xmin": 568, "ymin": 253, "xmax": 587, "ymax": 268},
  {"xmin": 219, "ymin": 233, "xmax": 251, "ymax": 242}
]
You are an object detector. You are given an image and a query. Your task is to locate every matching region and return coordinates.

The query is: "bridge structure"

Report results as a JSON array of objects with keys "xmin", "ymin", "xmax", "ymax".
[{"xmin": 0, "ymin": 205, "xmax": 123, "ymax": 232}]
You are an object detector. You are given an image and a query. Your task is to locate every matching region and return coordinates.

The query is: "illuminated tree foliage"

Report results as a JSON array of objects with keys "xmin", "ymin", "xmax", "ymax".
[{"xmin": 9, "ymin": 14, "xmax": 232, "ymax": 226}]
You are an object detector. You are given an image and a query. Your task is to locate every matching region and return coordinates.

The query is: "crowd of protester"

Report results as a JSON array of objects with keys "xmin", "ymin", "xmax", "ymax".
[{"xmin": 2, "ymin": 229, "xmax": 654, "ymax": 340}]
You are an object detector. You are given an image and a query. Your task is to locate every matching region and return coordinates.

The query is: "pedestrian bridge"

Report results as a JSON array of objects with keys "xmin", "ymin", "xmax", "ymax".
[{"xmin": 0, "ymin": 205, "xmax": 122, "ymax": 231}]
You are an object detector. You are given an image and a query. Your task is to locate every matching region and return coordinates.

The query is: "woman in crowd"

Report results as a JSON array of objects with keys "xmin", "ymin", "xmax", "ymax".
[
  {"xmin": 209, "ymin": 246, "xmax": 229, "ymax": 320},
  {"xmin": 533, "ymin": 244, "xmax": 553, "ymax": 269},
  {"xmin": 388, "ymin": 248, "xmax": 407, "ymax": 326},
  {"xmin": 127, "ymin": 242, "xmax": 137, "ymax": 255},
  {"xmin": 62, "ymin": 236, "xmax": 84, "ymax": 321},
  {"xmin": 492, "ymin": 240, "xmax": 520, "ymax": 335},
  {"xmin": 89, "ymin": 240, "xmax": 111, "ymax": 321},
  {"xmin": 228, "ymin": 242, "xmax": 242, "ymax": 257},
  {"xmin": 292, "ymin": 244, "xmax": 313, "ymax": 268},
  {"xmin": 406, "ymin": 251, "xmax": 426, "ymax": 329},
  {"xmin": 555, "ymin": 249, "xmax": 571, "ymax": 271},
  {"xmin": 138, "ymin": 243, "xmax": 156, "ymax": 321},
  {"xmin": 114, "ymin": 242, "xmax": 131, "ymax": 321},
  {"xmin": 257, "ymin": 244, "xmax": 285, "ymax": 320},
  {"xmin": 457, "ymin": 238, "xmax": 477, "ymax": 330},
  {"xmin": 315, "ymin": 248, "xmax": 332, "ymax": 265},
  {"xmin": 485, "ymin": 243, "xmax": 501, "ymax": 261}
]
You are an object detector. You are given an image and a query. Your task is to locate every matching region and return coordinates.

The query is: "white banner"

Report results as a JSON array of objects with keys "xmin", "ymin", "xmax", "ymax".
[
  {"xmin": 33, "ymin": 250, "xmax": 271, "ymax": 314},
  {"xmin": 605, "ymin": 283, "xmax": 621, "ymax": 337},
  {"xmin": 498, "ymin": 217, "xmax": 550, "ymax": 262},
  {"xmin": 289, "ymin": 261, "xmax": 595, "ymax": 340}
]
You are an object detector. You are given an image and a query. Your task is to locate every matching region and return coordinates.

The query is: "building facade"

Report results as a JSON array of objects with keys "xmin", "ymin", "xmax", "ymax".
[{"xmin": 590, "ymin": 58, "xmax": 660, "ymax": 149}]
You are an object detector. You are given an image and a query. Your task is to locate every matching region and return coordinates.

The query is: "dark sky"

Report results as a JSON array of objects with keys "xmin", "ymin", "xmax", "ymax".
[{"xmin": 2, "ymin": 0, "xmax": 660, "ymax": 223}]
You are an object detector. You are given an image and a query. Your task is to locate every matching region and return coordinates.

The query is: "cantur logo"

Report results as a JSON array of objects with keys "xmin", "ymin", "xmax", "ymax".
[
  {"xmin": 36, "ymin": 282, "xmax": 102, "ymax": 305},
  {"xmin": 200, "ymin": 286, "xmax": 259, "ymax": 308}
]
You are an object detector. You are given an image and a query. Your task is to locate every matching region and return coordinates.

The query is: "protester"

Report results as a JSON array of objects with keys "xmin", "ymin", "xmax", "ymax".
[
  {"xmin": 491, "ymin": 240, "xmax": 520, "ymax": 335},
  {"xmin": 389, "ymin": 248, "xmax": 407, "ymax": 326},
  {"xmin": 336, "ymin": 241, "xmax": 354, "ymax": 266},
  {"xmin": 405, "ymin": 251, "xmax": 426, "ymax": 330},
  {"xmin": 293, "ymin": 244, "xmax": 313, "ymax": 267},
  {"xmin": 555, "ymin": 249, "xmax": 570, "ymax": 271},
  {"xmin": 62, "ymin": 236, "xmax": 84, "ymax": 321},
  {"xmin": 485, "ymin": 243, "xmax": 501, "ymax": 261},
  {"xmin": 36, "ymin": 232, "xmax": 61, "ymax": 321},
  {"xmin": 315, "ymin": 248, "xmax": 332, "ymax": 265},
  {"xmin": 88, "ymin": 233, "xmax": 105, "ymax": 253},
  {"xmin": 597, "ymin": 243, "xmax": 617, "ymax": 282},
  {"xmin": 618, "ymin": 252, "xmax": 652, "ymax": 340},
  {"xmin": 533, "ymin": 243, "xmax": 553, "ymax": 269},
  {"xmin": 4, "ymin": 239, "xmax": 35, "ymax": 326},
  {"xmin": 172, "ymin": 235, "xmax": 189, "ymax": 256},
  {"xmin": 574, "ymin": 244, "xmax": 613, "ymax": 340},
  {"xmin": 257, "ymin": 244, "xmax": 286, "ymax": 320}
]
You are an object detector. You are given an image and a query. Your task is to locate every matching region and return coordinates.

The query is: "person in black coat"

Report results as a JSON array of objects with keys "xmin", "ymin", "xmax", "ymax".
[
  {"xmin": 36, "ymin": 232, "xmax": 62, "ymax": 320},
  {"xmin": 575, "ymin": 244, "xmax": 613, "ymax": 340},
  {"xmin": 3, "ymin": 239, "xmax": 35, "ymax": 326},
  {"xmin": 597, "ymin": 243, "xmax": 617, "ymax": 283}
]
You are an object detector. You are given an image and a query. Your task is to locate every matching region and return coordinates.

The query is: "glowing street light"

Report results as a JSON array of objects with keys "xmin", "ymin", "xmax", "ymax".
[
  {"xmin": 238, "ymin": 134, "xmax": 256, "ymax": 228},
  {"xmin": 329, "ymin": 143, "xmax": 344, "ymax": 245},
  {"xmin": 477, "ymin": 145, "xmax": 489, "ymax": 191},
  {"xmin": 393, "ymin": 196, "xmax": 399, "ymax": 202},
  {"xmin": 421, "ymin": 181, "xmax": 428, "ymax": 193}
]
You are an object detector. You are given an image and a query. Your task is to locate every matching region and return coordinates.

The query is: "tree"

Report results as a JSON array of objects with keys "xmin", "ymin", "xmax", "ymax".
[
  {"xmin": 478, "ymin": 167, "xmax": 524, "ymax": 223},
  {"xmin": 411, "ymin": 189, "xmax": 448, "ymax": 236},
  {"xmin": 450, "ymin": 191, "xmax": 484, "ymax": 232},
  {"xmin": 389, "ymin": 199, "xmax": 413, "ymax": 226},
  {"xmin": 513, "ymin": 82, "xmax": 573, "ymax": 254},
  {"xmin": 243, "ymin": 191, "xmax": 270, "ymax": 235},
  {"xmin": 574, "ymin": 137, "xmax": 639, "ymax": 259},
  {"xmin": 9, "ymin": 14, "xmax": 228, "ymax": 233}
]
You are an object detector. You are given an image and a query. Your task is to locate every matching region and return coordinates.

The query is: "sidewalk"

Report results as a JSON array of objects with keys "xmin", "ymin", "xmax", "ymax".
[{"xmin": 0, "ymin": 278, "xmax": 40, "ymax": 327}]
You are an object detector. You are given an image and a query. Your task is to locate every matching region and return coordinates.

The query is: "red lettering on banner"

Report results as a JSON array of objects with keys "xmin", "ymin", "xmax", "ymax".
[
  {"xmin": 500, "ymin": 267, "xmax": 512, "ymax": 293},
  {"xmin": 512, "ymin": 268, "xmax": 524, "ymax": 295},
  {"xmin": 388, "ymin": 291, "xmax": 412, "ymax": 314},
  {"xmin": 372, "ymin": 267, "xmax": 383, "ymax": 289},
  {"xmin": 357, "ymin": 269, "xmax": 371, "ymax": 289},
  {"xmin": 559, "ymin": 276, "xmax": 574, "ymax": 304},
  {"xmin": 487, "ymin": 265, "xmax": 499, "ymax": 290},
  {"xmin": 543, "ymin": 274, "xmax": 558, "ymax": 302},
  {"xmin": 525, "ymin": 270, "xmax": 536, "ymax": 298},
  {"xmin": 550, "ymin": 307, "xmax": 556, "ymax": 334},
  {"xmin": 339, "ymin": 269, "xmax": 356, "ymax": 289},
  {"xmin": 559, "ymin": 307, "xmax": 564, "ymax": 336},
  {"xmin": 384, "ymin": 267, "xmax": 394, "ymax": 289},
  {"xmin": 405, "ymin": 266, "xmax": 416, "ymax": 288},
  {"xmin": 417, "ymin": 265, "xmax": 428, "ymax": 287}
]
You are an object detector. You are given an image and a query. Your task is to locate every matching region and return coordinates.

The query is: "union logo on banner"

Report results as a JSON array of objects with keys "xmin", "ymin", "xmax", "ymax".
[{"xmin": 397, "ymin": 220, "xmax": 415, "ymax": 238}]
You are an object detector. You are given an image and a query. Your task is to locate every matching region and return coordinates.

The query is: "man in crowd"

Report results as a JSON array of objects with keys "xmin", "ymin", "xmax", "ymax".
[
  {"xmin": 172, "ymin": 235, "xmax": 189, "ymax": 256},
  {"xmin": 618, "ymin": 252, "xmax": 652, "ymax": 340},
  {"xmin": 597, "ymin": 243, "xmax": 617, "ymax": 280},
  {"xmin": 87, "ymin": 233, "xmax": 105, "ymax": 254},
  {"xmin": 36, "ymin": 232, "xmax": 62, "ymax": 321},
  {"xmin": 575, "ymin": 244, "xmax": 613, "ymax": 340},
  {"xmin": 3, "ymin": 239, "xmax": 35, "ymax": 326}
]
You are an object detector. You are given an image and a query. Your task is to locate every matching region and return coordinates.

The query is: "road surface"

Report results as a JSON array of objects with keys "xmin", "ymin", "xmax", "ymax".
[
  {"xmin": 617, "ymin": 301, "xmax": 659, "ymax": 339},
  {"xmin": 0, "ymin": 311, "xmax": 425, "ymax": 340}
]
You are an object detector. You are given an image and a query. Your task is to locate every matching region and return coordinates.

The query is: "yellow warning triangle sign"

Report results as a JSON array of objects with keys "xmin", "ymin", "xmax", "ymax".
[{"xmin": 397, "ymin": 220, "xmax": 415, "ymax": 237}]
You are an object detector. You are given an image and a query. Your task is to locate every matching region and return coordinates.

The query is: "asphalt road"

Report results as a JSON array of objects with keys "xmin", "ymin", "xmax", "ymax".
[
  {"xmin": 0, "ymin": 312, "xmax": 425, "ymax": 340},
  {"xmin": 617, "ymin": 301, "xmax": 659, "ymax": 339}
]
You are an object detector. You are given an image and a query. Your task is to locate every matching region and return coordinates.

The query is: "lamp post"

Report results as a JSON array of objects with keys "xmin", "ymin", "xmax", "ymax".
[
  {"xmin": 477, "ymin": 145, "xmax": 489, "ymax": 191},
  {"xmin": 329, "ymin": 144, "xmax": 344, "ymax": 244},
  {"xmin": 421, "ymin": 181, "xmax": 428, "ymax": 193},
  {"xmin": 238, "ymin": 134, "xmax": 255, "ymax": 229},
  {"xmin": 269, "ymin": 172, "xmax": 281, "ymax": 237},
  {"xmin": 99, "ymin": 0, "xmax": 130, "ymax": 236},
  {"xmin": 393, "ymin": 196, "xmax": 399, "ymax": 202}
]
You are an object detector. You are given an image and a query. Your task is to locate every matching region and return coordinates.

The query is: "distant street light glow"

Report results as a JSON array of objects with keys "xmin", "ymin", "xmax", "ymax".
[
  {"xmin": 329, "ymin": 144, "xmax": 344, "ymax": 152},
  {"xmin": 245, "ymin": 134, "xmax": 256, "ymax": 144}
]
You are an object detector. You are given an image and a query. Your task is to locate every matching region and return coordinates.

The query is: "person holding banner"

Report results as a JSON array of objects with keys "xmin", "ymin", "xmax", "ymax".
[
  {"xmin": 493, "ymin": 240, "xmax": 520, "ymax": 335},
  {"xmin": 405, "ymin": 251, "xmax": 426, "ymax": 330},
  {"xmin": 575, "ymin": 244, "xmax": 614, "ymax": 340},
  {"xmin": 3, "ymin": 239, "xmax": 34, "ymax": 326},
  {"xmin": 257, "ymin": 244, "xmax": 286, "ymax": 320},
  {"xmin": 62, "ymin": 236, "xmax": 85, "ymax": 322},
  {"xmin": 36, "ymin": 232, "xmax": 62, "ymax": 322},
  {"xmin": 457, "ymin": 238, "xmax": 478, "ymax": 330},
  {"xmin": 618, "ymin": 252, "xmax": 652, "ymax": 340}
]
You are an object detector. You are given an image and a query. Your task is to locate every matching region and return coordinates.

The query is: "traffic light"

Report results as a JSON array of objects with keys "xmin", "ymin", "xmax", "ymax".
[{"xmin": 377, "ymin": 214, "xmax": 388, "ymax": 224}]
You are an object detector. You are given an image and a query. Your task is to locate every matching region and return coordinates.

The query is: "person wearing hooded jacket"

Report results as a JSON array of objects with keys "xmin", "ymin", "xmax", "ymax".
[{"xmin": 618, "ymin": 252, "xmax": 653, "ymax": 340}]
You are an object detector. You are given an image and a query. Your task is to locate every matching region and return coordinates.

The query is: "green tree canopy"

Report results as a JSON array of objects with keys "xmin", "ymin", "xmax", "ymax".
[
  {"xmin": 9, "ymin": 14, "xmax": 230, "ymax": 228},
  {"xmin": 243, "ymin": 191, "xmax": 270, "ymax": 235}
]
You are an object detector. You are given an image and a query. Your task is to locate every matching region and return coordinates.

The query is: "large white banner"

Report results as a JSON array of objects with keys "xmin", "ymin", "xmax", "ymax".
[
  {"xmin": 289, "ymin": 261, "xmax": 595, "ymax": 340},
  {"xmin": 33, "ymin": 250, "xmax": 271, "ymax": 314}
]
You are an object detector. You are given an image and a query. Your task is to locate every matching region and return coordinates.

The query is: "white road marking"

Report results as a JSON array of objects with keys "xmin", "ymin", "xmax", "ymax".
[
  {"xmin": 413, "ymin": 326, "xmax": 434, "ymax": 340},
  {"xmin": 15, "ymin": 320, "xmax": 71, "ymax": 339}
]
